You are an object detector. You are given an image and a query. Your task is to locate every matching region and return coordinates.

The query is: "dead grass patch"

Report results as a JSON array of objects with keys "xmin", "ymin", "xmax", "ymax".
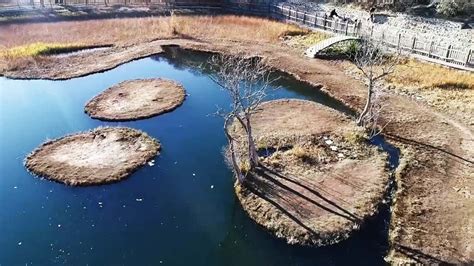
[
  {"xmin": 0, "ymin": 15, "xmax": 307, "ymax": 72},
  {"xmin": 386, "ymin": 59, "xmax": 474, "ymax": 91},
  {"xmin": 344, "ymin": 58, "xmax": 474, "ymax": 125},
  {"xmin": 283, "ymin": 32, "xmax": 330, "ymax": 52},
  {"xmin": 0, "ymin": 15, "xmax": 306, "ymax": 49}
]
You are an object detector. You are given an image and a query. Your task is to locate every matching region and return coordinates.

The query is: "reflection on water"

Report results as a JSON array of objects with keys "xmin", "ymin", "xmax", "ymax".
[{"xmin": 0, "ymin": 49, "xmax": 397, "ymax": 265}]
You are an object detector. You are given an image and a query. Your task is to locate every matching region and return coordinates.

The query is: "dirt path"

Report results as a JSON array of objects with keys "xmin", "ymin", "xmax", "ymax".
[{"xmin": 2, "ymin": 38, "xmax": 473, "ymax": 263}]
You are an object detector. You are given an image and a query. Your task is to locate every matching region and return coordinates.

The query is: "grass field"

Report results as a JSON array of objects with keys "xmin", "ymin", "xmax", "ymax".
[{"xmin": 0, "ymin": 15, "xmax": 307, "ymax": 51}]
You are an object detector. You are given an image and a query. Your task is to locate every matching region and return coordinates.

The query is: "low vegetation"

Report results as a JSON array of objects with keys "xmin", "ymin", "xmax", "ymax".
[
  {"xmin": 385, "ymin": 59, "xmax": 474, "ymax": 125},
  {"xmin": 284, "ymin": 32, "xmax": 329, "ymax": 52},
  {"xmin": 387, "ymin": 59, "xmax": 474, "ymax": 91},
  {"xmin": 0, "ymin": 42, "xmax": 93, "ymax": 58},
  {"xmin": 436, "ymin": 0, "xmax": 473, "ymax": 17},
  {"xmin": 0, "ymin": 15, "xmax": 307, "ymax": 50}
]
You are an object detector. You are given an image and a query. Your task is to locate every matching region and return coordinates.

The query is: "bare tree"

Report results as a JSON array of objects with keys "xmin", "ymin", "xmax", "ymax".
[
  {"xmin": 207, "ymin": 54, "xmax": 274, "ymax": 183},
  {"xmin": 351, "ymin": 39, "xmax": 399, "ymax": 136}
]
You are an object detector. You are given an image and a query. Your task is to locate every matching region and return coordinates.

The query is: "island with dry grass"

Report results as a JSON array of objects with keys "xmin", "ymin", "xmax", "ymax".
[
  {"xmin": 85, "ymin": 78, "xmax": 186, "ymax": 121},
  {"xmin": 231, "ymin": 99, "xmax": 389, "ymax": 246},
  {"xmin": 25, "ymin": 127, "xmax": 160, "ymax": 186}
]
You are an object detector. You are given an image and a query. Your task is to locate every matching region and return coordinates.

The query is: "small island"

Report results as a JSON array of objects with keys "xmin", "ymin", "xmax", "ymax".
[
  {"xmin": 25, "ymin": 127, "xmax": 160, "ymax": 186},
  {"xmin": 85, "ymin": 78, "xmax": 186, "ymax": 121},
  {"xmin": 231, "ymin": 99, "xmax": 389, "ymax": 246}
]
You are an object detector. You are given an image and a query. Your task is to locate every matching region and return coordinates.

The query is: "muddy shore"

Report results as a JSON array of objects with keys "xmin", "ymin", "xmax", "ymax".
[
  {"xmin": 5, "ymin": 38, "xmax": 473, "ymax": 264},
  {"xmin": 25, "ymin": 127, "xmax": 160, "ymax": 186},
  {"xmin": 232, "ymin": 99, "xmax": 389, "ymax": 246},
  {"xmin": 85, "ymin": 78, "xmax": 186, "ymax": 121}
]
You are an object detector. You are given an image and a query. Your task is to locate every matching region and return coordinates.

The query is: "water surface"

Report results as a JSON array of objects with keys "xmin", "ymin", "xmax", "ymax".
[{"xmin": 0, "ymin": 50, "xmax": 395, "ymax": 265}]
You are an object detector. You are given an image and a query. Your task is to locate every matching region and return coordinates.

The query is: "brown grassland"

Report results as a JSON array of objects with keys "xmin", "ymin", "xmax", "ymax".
[
  {"xmin": 1, "ymin": 14, "xmax": 471, "ymax": 111},
  {"xmin": 0, "ymin": 15, "xmax": 307, "ymax": 49}
]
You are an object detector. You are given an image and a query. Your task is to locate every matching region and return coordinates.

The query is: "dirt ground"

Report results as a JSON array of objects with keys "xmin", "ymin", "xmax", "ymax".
[
  {"xmin": 232, "ymin": 99, "xmax": 389, "ymax": 246},
  {"xmin": 4, "ymin": 37, "xmax": 473, "ymax": 263},
  {"xmin": 85, "ymin": 78, "xmax": 186, "ymax": 121},
  {"xmin": 25, "ymin": 127, "xmax": 160, "ymax": 186}
]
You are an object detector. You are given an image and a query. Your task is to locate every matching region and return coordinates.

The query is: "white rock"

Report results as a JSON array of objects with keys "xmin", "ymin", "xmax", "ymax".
[
  {"xmin": 325, "ymin": 140, "xmax": 333, "ymax": 145},
  {"xmin": 330, "ymin": 146, "xmax": 338, "ymax": 151}
]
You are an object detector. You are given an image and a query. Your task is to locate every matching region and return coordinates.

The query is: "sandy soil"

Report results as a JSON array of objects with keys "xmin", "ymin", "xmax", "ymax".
[
  {"xmin": 25, "ymin": 127, "xmax": 160, "ymax": 186},
  {"xmin": 232, "ymin": 99, "xmax": 389, "ymax": 246},
  {"xmin": 4, "ymin": 38, "xmax": 473, "ymax": 263},
  {"xmin": 85, "ymin": 78, "xmax": 186, "ymax": 121}
]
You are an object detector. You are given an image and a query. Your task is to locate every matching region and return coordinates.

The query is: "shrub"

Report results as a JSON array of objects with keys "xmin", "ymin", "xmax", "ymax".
[
  {"xmin": 344, "ymin": 129, "xmax": 367, "ymax": 145},
  {"xmin": 436, "ymin": 0, "xmax": 473, "ymax": 17},
  {"xmin": 239, "ymin": 159, "xmax": 251, "ymax": 174},
  {"xmin": 324, "ymin": 40, "xmax": 360, "ymax": 58}
]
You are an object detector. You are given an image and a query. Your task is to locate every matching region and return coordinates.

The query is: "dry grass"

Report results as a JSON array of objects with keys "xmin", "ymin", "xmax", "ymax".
[
  {"xmin": 0, "ymin": 42, "xmax": 91, "ymax": 58},
  {"xmin": 0, "ymin": 15, "xmax": 307, "ymax": 50},
  {"xmin": 386, "ymin": 59, "xmax": 474, "ymax": 91},
  {"xmin": 284, "ymin": 31, "xmax": 330, "ymax": 52},
  {"xmin": 345, "ymin": 58, "xmax": 474, "ymax": 125},
  {"xmin": 385, "ymin": 59, "xmax": 474, "ymax": 125}
]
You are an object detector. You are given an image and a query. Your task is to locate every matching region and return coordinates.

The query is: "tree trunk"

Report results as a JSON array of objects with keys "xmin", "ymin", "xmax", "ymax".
[
  {"xmin": 224, "ymin": 117, "xmax": 245, "ymax": 183},
  {"xmin": 245, "ymin": 115, "xmax": 259, "ymax": 168},
  {"xmin": 357, "ymin": 79, "xmax": 373, "ymax": 126}
]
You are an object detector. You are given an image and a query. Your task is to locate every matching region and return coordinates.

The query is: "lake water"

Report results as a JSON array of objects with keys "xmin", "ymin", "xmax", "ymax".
[{"xmin": 0, "ymin": 49, "xmax": 397, "ymax": 265}]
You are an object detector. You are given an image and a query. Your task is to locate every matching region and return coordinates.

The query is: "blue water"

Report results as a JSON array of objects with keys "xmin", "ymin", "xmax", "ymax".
[{"xmin": 0, "ymin": 49, "xmax": 396, "ymax": 265}]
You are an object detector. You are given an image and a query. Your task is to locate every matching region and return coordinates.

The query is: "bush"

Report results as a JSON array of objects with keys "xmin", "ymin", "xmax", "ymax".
[
  {"xmin": 323, "ymin": 40, "xmax": 360, "ymax": 58},
  {"xmin": 436, "ymin": 0, "xmax": 473, "ymax": 17}
]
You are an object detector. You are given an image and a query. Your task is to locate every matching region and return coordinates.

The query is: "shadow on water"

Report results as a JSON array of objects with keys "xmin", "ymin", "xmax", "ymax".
[{"xmin": 0, "ymin": 47, "xmax": 400, "ymax": 265}]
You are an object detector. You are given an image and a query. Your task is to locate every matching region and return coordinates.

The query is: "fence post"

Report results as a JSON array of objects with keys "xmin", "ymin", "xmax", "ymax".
[
  {"xmin": 397, "ymin": 33, "xmax": 401, "ymax": 50},
  {"xmin": 345, "ymin": 22, "xmax": 349, "ymax": 35},
  {"xmin": 381, "ymin": 32, "xmax": 385, "ymax": 44},
  {"xmin": 314, "ymin": 13, "xmax": 317, "ymax": 27},
  {"xmin": 411, "ymin": 37, "xmax": 416, "ymax": 51},
  {"xmin": 466, "ymin": 49, "xmax": 472, "ymax": 66},
  {"xmin": 323, "ymin": 14, "xmax": 327, "ymax": 30},
  {"xmin": 303, "ymin": 12, "xmax": 306, "ymax": 24},
  {"xmin": 428, "ymin": 41, "xmax": 434, "ymax": 57},
  {"xmin": 445, "ymin": 44, "xmax": 451, "ymax": 59}
]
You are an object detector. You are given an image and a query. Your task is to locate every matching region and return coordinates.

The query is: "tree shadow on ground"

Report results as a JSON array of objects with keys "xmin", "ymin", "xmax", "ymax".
[
  {"xmin": 257, "ymin": 165, "xmax": 361, "ymax": 222},
  {"xmin": 393, "ymin": 244, "xmax": 451, "ymax": 264},
  {"xmin": 242, "ymin": 164, "xmax": 363, "ymax": 236},
  {"xmin": 385, "ymin": 133, "xmax": 474, "ymax": 166}
]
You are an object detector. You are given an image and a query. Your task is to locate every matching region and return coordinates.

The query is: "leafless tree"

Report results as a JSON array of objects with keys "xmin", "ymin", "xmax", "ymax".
[
  {"xmin": 351, "ymin": 39, "xmax": 399, "ymax": 136},
  {"xmin": 207, "ymin": 53, "xmax": 275, "ymax": 183}
]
